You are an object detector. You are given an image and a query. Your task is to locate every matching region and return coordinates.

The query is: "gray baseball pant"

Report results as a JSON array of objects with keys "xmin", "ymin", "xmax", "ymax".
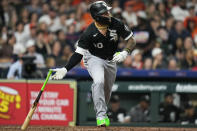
[{"xmin": 83, "ymin": 51, "xmax": 117, "ymax": 119}]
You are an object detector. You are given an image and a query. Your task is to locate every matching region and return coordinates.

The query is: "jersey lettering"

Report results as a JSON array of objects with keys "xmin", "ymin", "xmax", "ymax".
[
  {"xmin": 93, "ymin": 33, "xmax": 98, "ymax": 37},
  {"xmin": 109, "ymin": 29, "xmax": 118, "ymax": 41},
  {"xmin": 93, "ymin": 42, "xmax": 104, "ymax": 48},
  {"xmin": 124, "ymin": 25, "xmax": 129, "ymax": 31}
]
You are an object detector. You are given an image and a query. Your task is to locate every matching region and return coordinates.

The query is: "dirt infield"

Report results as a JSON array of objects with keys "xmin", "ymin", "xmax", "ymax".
[{"xmin": 0, "ymin": 126, "xmax": 197, "ymax": 131}]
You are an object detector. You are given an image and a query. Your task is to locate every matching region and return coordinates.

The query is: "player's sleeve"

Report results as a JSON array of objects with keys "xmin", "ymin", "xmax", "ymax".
[
  {"xmin": 118, "ymin": 21, "xmax": 133, "ymax": 41},
  {"xmin": 77, "ymin": 32, "xmax": 90, "ymax": 49},
  {"xmin": 75, "ymin": 46, "xmax": 87, "ymax": 55},
  {"xmin": 64, "ymin": 32, "xmax": 90, "ymax": 71},
  {"xmin": 65, "ymin": 52, "xmax": 83, "ymax": 71}
]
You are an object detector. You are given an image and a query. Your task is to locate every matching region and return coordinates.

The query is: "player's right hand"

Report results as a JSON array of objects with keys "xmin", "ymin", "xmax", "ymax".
[{"xmin": 50, "ymin": 67, "xmax": 67, "ymax": 80}]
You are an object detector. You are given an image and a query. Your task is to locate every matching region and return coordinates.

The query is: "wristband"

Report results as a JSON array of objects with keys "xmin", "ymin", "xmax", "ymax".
[{"xmin": 124, "ymin": 48, "xmax": 131, "ymax": 54}]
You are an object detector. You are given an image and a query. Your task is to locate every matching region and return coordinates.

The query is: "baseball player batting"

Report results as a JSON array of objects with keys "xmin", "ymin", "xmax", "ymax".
[{"xmin": 51, "ymin": 1, "xmax": 136, "ymax": 127}]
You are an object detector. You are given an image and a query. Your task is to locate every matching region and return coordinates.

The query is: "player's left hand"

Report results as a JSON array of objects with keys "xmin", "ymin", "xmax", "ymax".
[{"xmin": 112, "ymin": 51, "xmax": 128, "ymax": 63}]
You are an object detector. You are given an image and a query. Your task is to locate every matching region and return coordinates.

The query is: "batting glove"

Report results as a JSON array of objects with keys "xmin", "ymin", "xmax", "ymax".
[
  {"xmin": 112, "ymin": 51, "xmax": 128, "ymax": 63},
  {"xmin": 50, "ymin": 67, "xmax": 67, "ymax": 80}
]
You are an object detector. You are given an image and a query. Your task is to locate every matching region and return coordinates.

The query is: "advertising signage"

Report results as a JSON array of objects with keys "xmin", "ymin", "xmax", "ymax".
[{"xmin": 0, "ymin": 80, "xmax": 77, "ymax": 126}]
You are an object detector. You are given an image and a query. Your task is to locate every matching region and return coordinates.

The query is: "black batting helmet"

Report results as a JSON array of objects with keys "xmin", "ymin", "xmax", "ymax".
[{"xmin": 89, "ymin": 1, "xmax": 112, "ymax": 25}]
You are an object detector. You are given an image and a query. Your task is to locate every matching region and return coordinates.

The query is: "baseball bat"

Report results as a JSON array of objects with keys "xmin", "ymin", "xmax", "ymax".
[{"xmin": 21, "ymin": 70, "xmax": 52, "ymax": 130}]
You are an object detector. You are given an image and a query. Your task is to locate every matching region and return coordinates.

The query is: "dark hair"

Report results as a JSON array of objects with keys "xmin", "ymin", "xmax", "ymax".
[
  {"xmin": 111, "ymin": 95, "xmax": 120, "ymax": 103},
  {"xmin": 165, "ymin": 93, "xmax": 173, "ymax": 98},
  {"xmin": 16, "ymin": 21, "xmax": 25, "ymax": 27},
  {"xmin": 184, "ymin": 103, "xmax": 193, "ymax": 110},
  {"xmin": 140, "ymin": 95, "xmax": 150, "ymax": 103}
]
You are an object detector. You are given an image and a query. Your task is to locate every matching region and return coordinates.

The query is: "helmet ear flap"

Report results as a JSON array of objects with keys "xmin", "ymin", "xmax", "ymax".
[
  {"xmin": 95, "ymin": 15, "xmax": 111, "ymax": 25},
  {"xmin": 95, "ymin": 15, "xmax": 100, "ymax": 21}
]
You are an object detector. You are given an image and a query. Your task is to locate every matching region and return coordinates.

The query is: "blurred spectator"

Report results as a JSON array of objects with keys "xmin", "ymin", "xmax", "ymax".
[
  {"xmin": 152, "ymin": 48, "xmax": 167, "ymax": 69},
  {"xmin": 195, "ymin": 37, "xmax": 197, "ymax": 48},
  {"xmin": 45, "ymin": 57, "xmax": 55, "ymax": 69},
  {"xmin": 50, "ymin": 41, "xmax": 61, "ymax": 60},
  {"xmin": 0, "ymin": 1, "xmax": 5, "ymax": 26},
  {"xmin": 0, "ymin": 34, "xmax": 16, "ymax": 68},
  {"xmin": 180, "ymin": 104, "xmax": 197, "ymax": 124},
  {"xmin": 174, "ymin": 37, "xmax": 185, "ymax": 67},
  {"xmin": 20, "ymin": 8, "xmax": 29, "ymax": 24},
  {"xmin": 169, "ymin": 21, "xmax": 190, "ymax": 48},
  {"xmin": 131, "ymin": 49, "xmax": 143, "ymax": 69},
  {"xmin": 133, "ymin": 17, "xmax": 156, "ymax": 57},
  {"xmin": 183, "ymin": 37, "xmax": 194, "ymax": 51},
  {"xmin": 175, "ymin": 51, "xmax": 185, "ymax": 69},
  {"xmin": 56, "ymin": 45, "xmax": 73, "ymax": 66},
  {"xmin": 66, "ymin": 24, "xmax": 80, "ymax": 49},
  {"xmin": 122, "ymin": 2, "xmax": 137, "ymax": 27},
  {"xmin": 42, "ymin": 3, "xmax": 50, "ymax": 15},
  {"xmin": 107, "ymin": 94, "xmax": 127, "ymax": 123},
  {"xmin": 150, "ymin": 17, "xmax": 160, "ymax": 34},
  {"xmin": 38, "ymin": 22, "xmax": 48, "ymax": 33},
  {"xmin": 0, "ymin": 33, "xmax": 15, "ymax": 57},
  {"xmin": 143, "ymin": 57, "xmax": 152, "ymax": 70},
  {"xmin": 122, "ymin": 55, "xmax": 132, "ymax": 68},
  {"xmin": 181, "ymin": 49, "xmax": 195, "ymax": 69},
  {"xmin": 109, "ymin": 0, "xmax": 123, "ymax": 21},
  {"xmin": 156, "ymin": 2, "xmax": 169, "ymax": 25},
  {"xmin": 1, "ymin": 0, "xmax": 16, "ymax": 27},
  {"xmin": 50, "ymin": 0, "xmax": 59, "ymax": 11},
  {"xmin": 74, "ymin": 4, "xmax": 87, "ymax": 31},
  {"xmin": 38, "ymin": 7, "xmax": 57, "ymax": 32},
  {"xmin": 14, "ymin": 21, "xmax": 29, "ymax": 46},
  {"xmin": 49, "ymin": 13, "xmax": 68, "ymax": 33},
  {"xmin": 193, "ymin": 49, "xmax": 197, "ymax": 68},
  {"xmin": 7, "ymin": 44, "xmax": 26, "ymax": 79},
  {"xmin": 124, "ymin": 0, "xmax": 145, "ymax": 12},
  {"xmin": 165, "ymin": 15, "xmax": 174, "ymax": 32},
  {"xmin": 183, "ymin": 6, "xmax": 197, "ymax": 38},
  {"xmin": 24, "ymin": 12, "xmax": 38, "ymax": 35},
  {"xmin": 64, "ymin": 0, "xmax": 74, "ymax": 13},
  {"xmin": 26, "ymin": 39, "xmax": 45, "ymax": 68},
  {"xmin": 124, "ymin": 95, "xmax": 150, "ymax": 122},
  {"xmin": 146, "ymin": 3, "xmax": 156, "ymax": 19},
  {"xmin": 26, "ymin": 24, "xmax": 37, "ymax": 41},
  {"xmin": 156, "ymin": 26, "xmax": 172, "ymax": 55},
  {"xmin": 58, "ymin": 14, "xmax": 68, "ymax": 33},
  {"xmin": 47, "ymin": 32, "xmax": 56, "ymax": 45},
  {"xmin": 168, "ymin": 58, "xmax": 179, "ymax": 70},
  {"xmin": 80, "ymin": 8, "xmax": 93, "ymax": 30},
  {"xmin": 159, "ymin": 93, "xmax": 181, "ymax": 122},
  {"xmin": 171, "ymin": 0, "xmax": 189, "ymax": 21},
  {"xmin": 111, "ymin": 0, "xmax": 122, "ymax": 17},
  {"xmin": 25, "ymin": 0, "xmax": 42, "ymax": 15},
  {"xmin": 57, "ymin": 30, "xmax": 67, "ymax": 52},
  {"xmin": 186, "ymin": 0, "xmax": 197, "ymax": 14},
  {"xmin": 175, "ymin": 37, "xmax": 184, "ymax": 52},
  {"xmin": 0, "ymin": 26, "xmax": 8, "ymax": 44},
  {"xmin": 35, "ymin": 30, "xmax": 52, "ymax": 57},
  {"xmin": 164, "ymin": 0, "xmax": 176, "ymax": 12}
]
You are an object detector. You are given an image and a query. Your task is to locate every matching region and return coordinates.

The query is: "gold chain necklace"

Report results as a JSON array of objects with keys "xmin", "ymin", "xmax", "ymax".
[{"xmin": 95, "ymin": 22, "xmax": 108, "ymax": 30}]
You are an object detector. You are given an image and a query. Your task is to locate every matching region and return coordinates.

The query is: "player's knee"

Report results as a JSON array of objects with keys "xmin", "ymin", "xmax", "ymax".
[{"xmin": 94, "ymin": 78, "xmax": 104, "ymax": 85}]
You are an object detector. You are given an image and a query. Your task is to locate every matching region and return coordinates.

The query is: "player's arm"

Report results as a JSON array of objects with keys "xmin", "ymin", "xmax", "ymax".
[
  {"xmin": 65, "ymin": 46, "xmax": 89, "ymax": 71},
  {"xmin": 112, "ymin": 20, "xmax": 136, "ymax": 63},
  {"xmin": 124, "ymin": 36, "xmax": 136, "ymax": 54},
  {"xmin": 51, "ymin": 31, "xmax": 90, "ymax": 80},
  {"xmin": 50, "ymin": 46, "xmax": 87, "ymax": 80}
]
